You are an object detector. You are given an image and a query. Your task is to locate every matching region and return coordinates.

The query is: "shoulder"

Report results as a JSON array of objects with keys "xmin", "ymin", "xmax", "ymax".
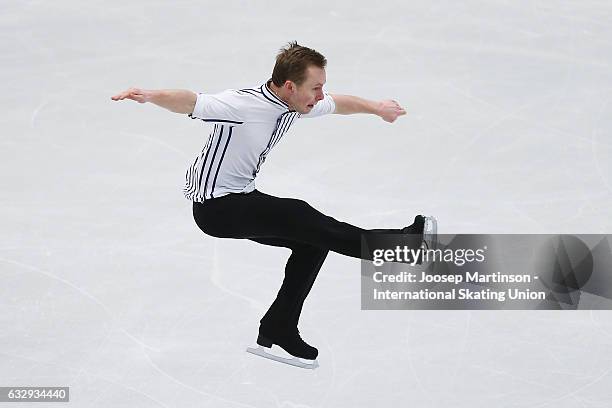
[{"xmin": 299, "ymin": 93, "xmax": 336, "ymax": 119}]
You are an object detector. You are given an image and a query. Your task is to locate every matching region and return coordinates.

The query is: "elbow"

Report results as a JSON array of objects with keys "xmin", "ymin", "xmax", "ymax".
[
  {"xmin": 185, "ymin": 91, "xmax": 197, "ymax": 114},
  {"xmin": 174, "ymin": 91, "xmax": 197, "ymax": 114}
]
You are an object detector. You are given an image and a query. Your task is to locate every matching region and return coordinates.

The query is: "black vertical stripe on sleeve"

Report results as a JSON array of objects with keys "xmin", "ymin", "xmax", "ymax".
[
  {"xmin": 268, "ymin": 113, "xmax": 290, "ymax": 150},
  {"xmin": 254, "ymin": 112, "xmax": 296, "ymax": 175},
  {"xmin": 255, "ymin": 116, "xmax": 283, "ymax": 173},
  {"xmin": 272, "ymin": 112, "xmax": 297, "ymax": 148},
  {"xmin": 267, "ymin": 111, "xmax": 294, "ymax": 155}
]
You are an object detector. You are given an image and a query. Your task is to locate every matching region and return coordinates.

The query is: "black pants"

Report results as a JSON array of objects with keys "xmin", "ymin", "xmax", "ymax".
[{"xmin": 192, "ymin": 190, "xmax": 407, "ymax": 332}]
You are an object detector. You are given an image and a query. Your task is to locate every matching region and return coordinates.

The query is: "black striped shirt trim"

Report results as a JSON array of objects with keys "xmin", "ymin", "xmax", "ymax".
[
  {"xmin": 273, "ymin": 112, "xmax": 297, "ymax": 149},
  {"xmin": 236, "ymin": 89, "xmax": 261, "ymax": 98},
  {"xmin": 195, "ymin": 124, "xmax": 219, "ymax": 199},
  {"xmin": 255, "ymin": 115, "xmax": 285, "ymax": 172},
  {"xmin": 254, "ymin": 112, "xmax": 297, "ymax": 175},
  {"xmin": 260, "ymin": 87, "xmax": 285, "ymax": 108},
  {"xmin": 185, "ymin": 125, "xmax": 217, "ymax": 199},
  {"xmin": 270, "ymin": 113, "xmax": 292, "ymax": 149},
  {"xmin": 188, "ymin": 113, "xmax": 243, "ymax": 125},
  {"xmin": 263, "ymin": 82, "xmax": 289, "ymax": 108},
  {"xmin": 202, "ymin": 126, "xmax": 225, "ymax": 199},
  {"xmin": 239, "ymin": 87, "xmax": 263, "ymax": 94},
  {"xmin": 210, "ymin": 126, "xmax": 233, "ymax": 199}
]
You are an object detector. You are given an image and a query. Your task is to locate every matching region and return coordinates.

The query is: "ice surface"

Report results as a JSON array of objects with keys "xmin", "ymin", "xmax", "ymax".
[{"xmin": 1, "ymin": 1, "xmax": 612, "ymax": 407}]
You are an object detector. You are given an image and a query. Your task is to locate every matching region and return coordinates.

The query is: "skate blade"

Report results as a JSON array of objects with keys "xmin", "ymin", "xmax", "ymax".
[
  {"xmin": 246, "ymin": 345, "xmax": 319, "ymax": 369},
  {"xmin": 424, "ymin": 216, "xmax": 438, "ymax": 250}
]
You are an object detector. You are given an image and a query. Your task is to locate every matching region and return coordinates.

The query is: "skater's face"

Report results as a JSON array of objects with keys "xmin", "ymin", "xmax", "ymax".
[{"xmin": 287, "ymin": 65, "xmax": 326, "ymax": 114}]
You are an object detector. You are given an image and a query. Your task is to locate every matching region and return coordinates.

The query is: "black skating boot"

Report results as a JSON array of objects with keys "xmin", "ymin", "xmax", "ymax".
[
  {"xmin": 403, "ymin": 215, "xmax": 437, "ymax": 250},
  {"xmin": 257, "ymin": 327, "xmax": 318, "ymax": 360}
]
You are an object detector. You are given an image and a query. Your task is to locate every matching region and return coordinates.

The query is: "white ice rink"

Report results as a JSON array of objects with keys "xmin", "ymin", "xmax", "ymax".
[{"xmin": 2, "ymin": 1, "xmax": 612, "ymax": 406}]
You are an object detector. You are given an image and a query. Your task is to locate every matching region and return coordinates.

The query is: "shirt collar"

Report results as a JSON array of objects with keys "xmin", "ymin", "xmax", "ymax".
[{"xmin": 262, "ymin": 80, "xmax": 292, "ymax": 111}]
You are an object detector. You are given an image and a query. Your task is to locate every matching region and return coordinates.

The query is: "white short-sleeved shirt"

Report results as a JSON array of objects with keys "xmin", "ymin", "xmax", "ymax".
[{"xmin": 184, "ymin": 80, "xmax": 336, "ymax": 201}]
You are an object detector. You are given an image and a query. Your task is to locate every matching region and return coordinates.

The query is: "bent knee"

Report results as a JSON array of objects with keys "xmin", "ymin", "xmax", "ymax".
[{"xmin": 292, "ymin": 243, "xmax": 329, "ymax": 259}]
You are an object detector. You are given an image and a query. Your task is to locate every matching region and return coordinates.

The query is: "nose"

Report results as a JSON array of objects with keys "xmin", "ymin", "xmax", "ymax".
[{"xmin": 315, "ymin": 91, "xmax": 324, "ymax": 102}]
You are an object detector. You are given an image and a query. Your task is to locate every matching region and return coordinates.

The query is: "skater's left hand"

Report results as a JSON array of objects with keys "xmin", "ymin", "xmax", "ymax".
[{"xmin": 377, "ymin": 100, "xmax": 406, "ymax": 123}]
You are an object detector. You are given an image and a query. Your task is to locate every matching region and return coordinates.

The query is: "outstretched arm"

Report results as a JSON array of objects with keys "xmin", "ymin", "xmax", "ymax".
[
  {"xmin": 329, "ymin": 94, "xmax": 406, "ymax": 123},
  {"xmin": 111, "ymin": 87, "xmax": 197, "ymax": 114}
]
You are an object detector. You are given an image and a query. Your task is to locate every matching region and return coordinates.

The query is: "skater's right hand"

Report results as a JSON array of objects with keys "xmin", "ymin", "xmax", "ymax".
[
  {"xmin": 377, "ymin": 99, "xmax": 406, "ymax": 123},
  {"xmin": 111, "ymin": 87, "xmax": 152, "ymax": 103}
]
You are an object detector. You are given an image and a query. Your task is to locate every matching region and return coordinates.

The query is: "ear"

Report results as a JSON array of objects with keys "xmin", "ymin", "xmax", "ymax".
[{"xmin": 285, "ymin": 81, "xmax": 296, "ymax": 93}]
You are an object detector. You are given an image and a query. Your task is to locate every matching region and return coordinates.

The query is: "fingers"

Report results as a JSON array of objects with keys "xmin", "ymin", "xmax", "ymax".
[
  {"xmin": 111, "ymin": 91, "xmax": 131, "ymax": 101},
  {"xmin": 392, "ymin": 99, "xmax": 406, "ymax": 116},
  {"xmin": 389, "ymin": 103, "xmax": 406, "ymax": 116},
  {"xmin": 381, "ymin": 104, "xmax": 407, "ymax": 123},
  {"xmin": 110, "ymin": 87, "xmax": 143, "ymax": 101},
  {"xmin": 387, "ymin": 99, "xmax": 405, "ymax": 113},
  {"xmin": 111, "ymin": 89, "xmax": 128, "ymax": 101}
]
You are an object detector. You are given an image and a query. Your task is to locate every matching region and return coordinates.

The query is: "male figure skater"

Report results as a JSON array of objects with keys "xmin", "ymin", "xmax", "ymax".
[{"xmin": 112, "ymin": 42, "xmax": 436, "ymax": 369}]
